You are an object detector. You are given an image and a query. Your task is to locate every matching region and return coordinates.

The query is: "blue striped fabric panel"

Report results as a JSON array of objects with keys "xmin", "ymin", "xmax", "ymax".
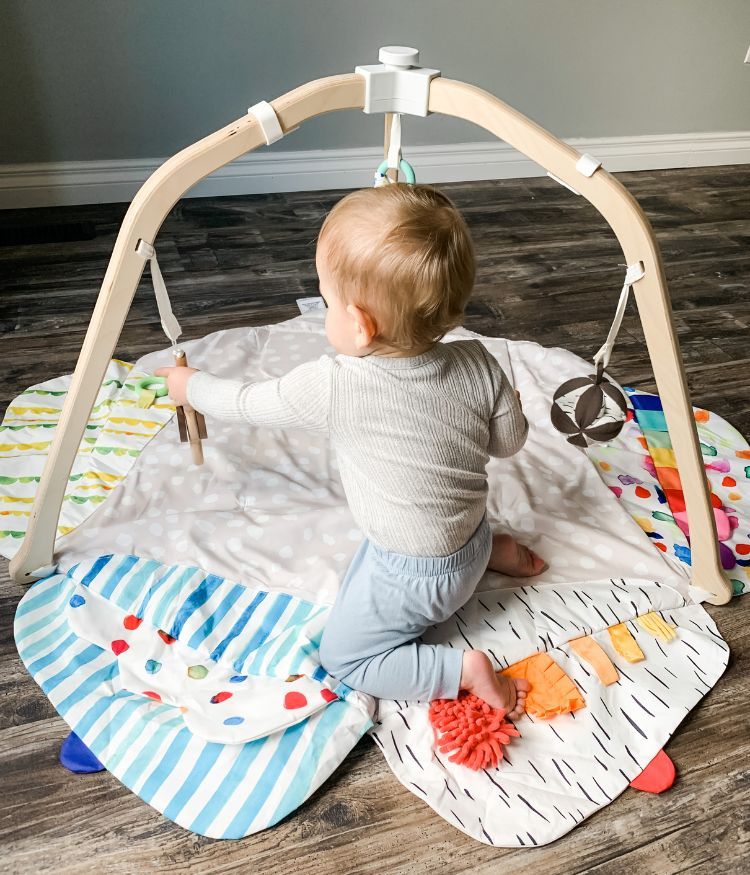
[
  {"xmin": 69, "ymin": 554, "xmax": 331, "ymax": 678},
  {"xmin": 14, "ymin": 557, "xmax": 374, "ymax": 838}
]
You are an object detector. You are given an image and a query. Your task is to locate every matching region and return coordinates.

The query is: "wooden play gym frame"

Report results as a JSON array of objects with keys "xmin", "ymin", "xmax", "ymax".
[{"xmin": 9, "ymin": 47, "xmax": 732, "ymax": 604}]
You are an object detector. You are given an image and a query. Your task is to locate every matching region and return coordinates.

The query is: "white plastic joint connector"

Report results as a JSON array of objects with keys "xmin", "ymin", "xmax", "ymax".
[
  {"xmin": 136, "ymin": 240, "xmax": 155, "ymax": 260},
  {"xmin": 248, "ymin": 100, "xmax": 284, "ymax": 145},
  {"xmin": 355, "ymin": 45, "xmax": 440, "ymax": 116},
  {"xmin": 576, "ymin": 153, "xmax": 602, "ymax": 177}
]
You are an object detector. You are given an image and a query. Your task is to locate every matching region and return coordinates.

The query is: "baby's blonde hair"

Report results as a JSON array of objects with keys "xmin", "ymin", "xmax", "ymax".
[{"xmin": 317, "ymin": 184, "xmax": 476, "ymax": 352}]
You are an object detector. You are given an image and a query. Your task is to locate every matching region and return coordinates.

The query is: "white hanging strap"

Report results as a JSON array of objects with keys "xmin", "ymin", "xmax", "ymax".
[
  {"xmin": 386, "ymin": 113, "xmax": 403, "ymax": 170},
  {"xmin": 247, "ymin": 100, "xmax": 284, "ymax": 145},
  {"xmin": 593, "ymin": 261, "xmax": 646, "ymax": 370},
  {"xmin": 136, "ymin": 240, "xmax": 182, "ymax": 346}
]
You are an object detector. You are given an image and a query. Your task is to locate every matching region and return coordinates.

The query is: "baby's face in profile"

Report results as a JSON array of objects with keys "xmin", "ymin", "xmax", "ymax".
[{"xmin": 315, "ymin": 240, "xmax": 374, "ymax": 357}]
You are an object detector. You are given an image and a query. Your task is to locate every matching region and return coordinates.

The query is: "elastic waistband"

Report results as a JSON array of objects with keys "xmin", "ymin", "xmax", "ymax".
[{"xmin": 370, "ymin": 514, "xmax": 491, "ymax": 577}]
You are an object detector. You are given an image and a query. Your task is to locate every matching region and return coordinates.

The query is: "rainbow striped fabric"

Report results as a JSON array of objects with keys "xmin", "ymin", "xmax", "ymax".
[{"xmin": 588, "ymin": 389, "xmax": 750, "ymax": 596}]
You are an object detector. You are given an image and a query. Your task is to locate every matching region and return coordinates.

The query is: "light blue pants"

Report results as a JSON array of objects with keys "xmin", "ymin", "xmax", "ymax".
[{"xmin": 319, "ymin": 516, "xmax": 492, "ymax": 702}]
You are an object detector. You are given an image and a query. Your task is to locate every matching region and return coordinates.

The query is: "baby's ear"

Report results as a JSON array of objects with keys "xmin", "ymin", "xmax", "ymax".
[{"xmin": 346, "ymin": 304, "xmax": 377, "ymax": 349}]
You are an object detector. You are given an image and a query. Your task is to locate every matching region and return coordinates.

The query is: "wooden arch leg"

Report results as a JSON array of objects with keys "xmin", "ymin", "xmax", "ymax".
[
  {"xmin": 9, "ymin": 74, "xmax": 365, "ymax": 583},
  {"xmin": 427, "ymin": 79, "xmax": 731, "ymax": 604}
]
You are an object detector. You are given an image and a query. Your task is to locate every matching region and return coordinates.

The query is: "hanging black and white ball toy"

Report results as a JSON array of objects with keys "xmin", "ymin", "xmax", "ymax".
[{"xmin": 550, "ymin": 363, "xmax": 628, "ymax": 448}]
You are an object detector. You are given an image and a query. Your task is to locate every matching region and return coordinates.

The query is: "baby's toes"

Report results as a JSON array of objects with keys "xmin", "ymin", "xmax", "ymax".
[
  {"xmin": 500, "ymin": 675, "xmax": 517, "ymax": 712},
  {"xmin": 507, "ymin": 702, "xmax": 525, "ymax": 720},
  {"xmin": 508, "ymin": 680, "xmax": 529, "ymax": 719}
]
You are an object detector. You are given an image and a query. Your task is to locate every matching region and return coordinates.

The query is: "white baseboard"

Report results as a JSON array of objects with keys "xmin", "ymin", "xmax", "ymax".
[{"xmin": 1, "ymin": 131, "xmax": 748, "ymax": 209}]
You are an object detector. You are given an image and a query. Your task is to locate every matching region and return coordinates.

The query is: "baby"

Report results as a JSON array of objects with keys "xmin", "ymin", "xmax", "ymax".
[{"xmin": 157, "ymin": 183, "xmax": 544, "ymax": 718}]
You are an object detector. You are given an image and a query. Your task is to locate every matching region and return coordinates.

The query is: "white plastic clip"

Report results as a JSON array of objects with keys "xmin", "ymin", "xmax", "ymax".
[
  {"xmin": 547, "ymin": 172, "xmax": 581, "ymax": 196},
  {"xmin": 576, "ymin": 153, "xmax": 602, "ymax": 177},
  {"xmin": 248, "ymin": 100, "xmax": 284, "ymax": 145},
  {"xmin": 136, "ymin": 239, "xmax": 155, "ymax": 260},
  {"xmin": 30, "ymin": 563, "xmax": 58, "ymax": 580},
  {"xmin": 593, "ymin": 262, "xmax": 646, "ymax": 370},
  {"xmin": 355, "ymin": 46, "xmax": 440, "ymax": 116},
  {"xmin": 624, "ymin": 262, "xmax": 646, "ymax": 285}
]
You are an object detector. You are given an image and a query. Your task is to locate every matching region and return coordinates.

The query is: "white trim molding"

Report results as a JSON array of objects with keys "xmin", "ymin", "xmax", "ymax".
[{"xmin": 1, "ymin": 130, "xmax": 748, "ymax": 209}]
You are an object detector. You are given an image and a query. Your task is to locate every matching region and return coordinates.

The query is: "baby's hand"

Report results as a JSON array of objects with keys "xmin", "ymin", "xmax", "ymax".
[{"xmin": 154, "ymin": 366, "xmax": 198, "ymax": 407}]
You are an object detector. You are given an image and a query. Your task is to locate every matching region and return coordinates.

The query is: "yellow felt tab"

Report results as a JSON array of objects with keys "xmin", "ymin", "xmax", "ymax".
[
  {"xmin": 137, "ymin": 389, "xmax": 156, "ymax": 409},
  {"xmin": 636, "ymin": 612, "xmax": 677, "ymax": 642},
  {"xmin": 501, "ymin": 652, "xmax": 585, "ymax": 720},
  {"xmin": 568, "ymin": 636, "xmax": 619, "ymax": 685},
  {"xmin": 608, "ymin": 623, "xmax": 645, "ymax": 663}
]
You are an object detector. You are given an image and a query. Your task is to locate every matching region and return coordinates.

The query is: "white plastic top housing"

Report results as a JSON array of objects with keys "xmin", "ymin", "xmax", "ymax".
[
  {"xmin": 355, "ymin": 45, "xmax": 440, "ymax": 116},
  {"xmin": 378, "ymin": 46, "xmax": 420, "ymax": 67}
]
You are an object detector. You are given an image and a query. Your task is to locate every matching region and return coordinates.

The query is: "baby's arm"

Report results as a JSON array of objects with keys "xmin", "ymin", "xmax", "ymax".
[
  {"xmin": 156, "ymin": 356, "xmax": 332, "ymax": 431},
  {"xmin": 487, "ymin": 363, "xmax": 529, "ymax": 458}
]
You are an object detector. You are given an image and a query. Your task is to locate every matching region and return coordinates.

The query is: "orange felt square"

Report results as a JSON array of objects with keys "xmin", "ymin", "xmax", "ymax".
[{"xmin": 501, "ymin": 652, "xmax": 585, "ymax": 720}]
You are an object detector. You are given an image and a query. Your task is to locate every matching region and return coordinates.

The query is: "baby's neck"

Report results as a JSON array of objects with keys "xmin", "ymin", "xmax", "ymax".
[{"xmin": 368, "ymin": 341, "xmax": 437, "ymax": 359}]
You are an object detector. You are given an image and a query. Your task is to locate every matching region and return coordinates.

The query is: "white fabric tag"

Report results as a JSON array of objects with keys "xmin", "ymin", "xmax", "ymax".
[{"xmin": 296, "ymin": 296, "xmax": 326, "ymax": 313}]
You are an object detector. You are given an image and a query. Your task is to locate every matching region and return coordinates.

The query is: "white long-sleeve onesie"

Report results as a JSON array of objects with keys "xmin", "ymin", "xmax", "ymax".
[{"xmin": 187, "ymin": 339, "xmax": 528, "ymax": 557}]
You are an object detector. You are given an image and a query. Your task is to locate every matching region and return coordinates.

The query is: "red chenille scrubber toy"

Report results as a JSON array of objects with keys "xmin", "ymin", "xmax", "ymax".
[{"xmin": 429, "ymin": 691, "xmax": 520, "ymax": 770}]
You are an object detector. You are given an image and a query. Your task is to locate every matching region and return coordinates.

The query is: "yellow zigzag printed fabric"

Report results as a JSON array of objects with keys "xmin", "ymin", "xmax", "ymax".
[{"xmin": 0, "ymin": 360, "xmax": 174, "ymax": 556}]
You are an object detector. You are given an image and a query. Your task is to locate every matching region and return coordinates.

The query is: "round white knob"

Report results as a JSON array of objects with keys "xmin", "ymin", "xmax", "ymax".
[{"xmin": 379, "ymin": 46, "xmax": 419, "ymax": 69}]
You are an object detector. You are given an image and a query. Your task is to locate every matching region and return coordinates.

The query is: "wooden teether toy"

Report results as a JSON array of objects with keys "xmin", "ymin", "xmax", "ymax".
[
  {"xmin": 136, "ymin": 355, "xmax": 207, "ymax": 465},
  {"xmin": 171, "ymin": 348, "xmax": 207, "ymax": 465}
]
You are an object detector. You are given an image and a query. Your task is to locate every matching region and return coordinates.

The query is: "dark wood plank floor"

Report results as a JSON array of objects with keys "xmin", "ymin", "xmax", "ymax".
[{"xmin": 1, "ymin": 166, "xmax": 749, "ymax": 874}]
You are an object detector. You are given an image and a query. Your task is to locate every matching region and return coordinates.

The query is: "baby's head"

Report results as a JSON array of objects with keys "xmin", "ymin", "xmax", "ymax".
[{"xmin": 316, "ymin": 184, "xmax": 475, "ymax": 356}]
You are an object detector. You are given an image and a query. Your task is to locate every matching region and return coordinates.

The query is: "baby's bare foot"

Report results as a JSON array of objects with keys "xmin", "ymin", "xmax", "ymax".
[
  {"xmin": 488, "ymin": 533, "xmax": 546, "ymax": 577},
  {"xmin": 459, "ymin": 650, "xmax": 529, "ymax": 720}
]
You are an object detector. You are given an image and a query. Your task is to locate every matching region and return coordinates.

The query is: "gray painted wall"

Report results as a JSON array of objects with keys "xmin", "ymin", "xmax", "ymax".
[{"xmin": 1, "ymin": 0, "xmax": 749, "ymax": 164}]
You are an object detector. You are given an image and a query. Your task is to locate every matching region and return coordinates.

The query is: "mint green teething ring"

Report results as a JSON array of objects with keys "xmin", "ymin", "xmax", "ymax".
[
  {"xmin": 376, "ymin": 159, "xmax": 416, "ymax": 184},
  {"xmin": 136, "ymin": 376, "xmax": 169, "ymax": 397}
]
